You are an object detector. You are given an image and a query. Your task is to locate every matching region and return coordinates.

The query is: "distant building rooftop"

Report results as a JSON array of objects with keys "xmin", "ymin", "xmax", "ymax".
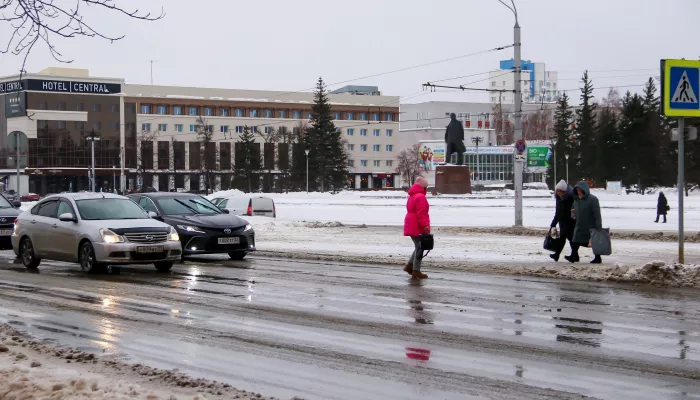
[{"xmin": 331, "ymin": 85, "xmax": 381, "ymax": 96}]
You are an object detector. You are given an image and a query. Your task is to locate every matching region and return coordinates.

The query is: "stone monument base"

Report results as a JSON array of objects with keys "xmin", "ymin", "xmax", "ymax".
[{"xmin": 435, "ymin": 165, "xmax": 472, "ymax": 194}]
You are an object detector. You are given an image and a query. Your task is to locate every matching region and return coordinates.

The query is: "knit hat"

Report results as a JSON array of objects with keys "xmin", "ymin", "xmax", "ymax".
[{"xmin": 555, "ymin": 180, "xmax": 568, "ymax": 191}]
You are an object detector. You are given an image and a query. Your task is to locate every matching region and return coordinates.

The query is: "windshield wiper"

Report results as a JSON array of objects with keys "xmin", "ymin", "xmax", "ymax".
[
  {"xmin": 188, "ymin": 199, "xmax": 220, "ymax": 213},
  {"xmin": 174, "ymin": 199, "xmax": 200, "ymax": 214}
]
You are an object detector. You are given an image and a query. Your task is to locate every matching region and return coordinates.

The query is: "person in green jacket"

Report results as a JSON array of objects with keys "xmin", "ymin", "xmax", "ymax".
[{"xmin": 566, "ymin": 181, "xmax": 603, "ymax": 264}]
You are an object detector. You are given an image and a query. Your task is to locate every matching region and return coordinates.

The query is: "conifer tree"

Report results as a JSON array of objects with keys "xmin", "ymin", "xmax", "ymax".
[
  {"xmin": 547, "ymin": 93, "xmax": 575, "ymax": 187},
  {"xmin": 574, "ymin": 71, "xmax": 597, "ymax": 182}
]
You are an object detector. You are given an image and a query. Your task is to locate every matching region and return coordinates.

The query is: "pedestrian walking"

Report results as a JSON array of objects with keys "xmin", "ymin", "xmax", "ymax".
[
  {"xmin": 404, "ymin": 177, "xmax": 431, "ymax": 279},
  {"xmin": 567, "ymin": 181, "xmax": 604, "ymax": 264},
  {"xmin": 549, "ymin": 180, "xmax": 576, "ymax": 262},
  {"xmin": 655, "ymin": 192, "xmax": 669, "ymax": 223}
]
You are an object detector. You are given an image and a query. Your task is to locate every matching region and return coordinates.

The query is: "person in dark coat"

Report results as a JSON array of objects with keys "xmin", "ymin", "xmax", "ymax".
[
  {"xmin": 655, "ymin": 192, "xmax": 668, "ymax": 223},
  {"xmin": 567, "ymin": 181, "xmax": 604, "ymax": 264},
  {"xmin": 550, "ymin": 180, "xmax": 576, "ymax": 262},
  {"xmin": 445, "ymin": 113, "xmax": 466, "ymax": 165}
]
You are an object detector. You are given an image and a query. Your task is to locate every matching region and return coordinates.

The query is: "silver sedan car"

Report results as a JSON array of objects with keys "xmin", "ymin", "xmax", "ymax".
[{"xmin": 12, "ymin": 192, "xmax": 182, "ymax": 273}]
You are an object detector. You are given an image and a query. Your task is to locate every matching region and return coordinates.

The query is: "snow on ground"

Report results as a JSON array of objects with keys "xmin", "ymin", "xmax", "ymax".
[
  {"xmin": 211, "ymin": 189, "xmax": 700, "ymax": 233},
  {"xmin": 244, "ymin": 217, "xmax": 700, "ymax": 287},
  {"xmin": 0, "ymin": 324, "xmax": 279, "ymax": 400}
]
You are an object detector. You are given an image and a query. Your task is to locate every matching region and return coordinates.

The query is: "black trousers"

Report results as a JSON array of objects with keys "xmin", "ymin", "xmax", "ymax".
[
  {"xmin": 553, "ymin": 228, "xmax": 574, "ymax": 257},
  {"xmin": 655, "ymin": 213, "xmax": 667, "ymax": 223}
]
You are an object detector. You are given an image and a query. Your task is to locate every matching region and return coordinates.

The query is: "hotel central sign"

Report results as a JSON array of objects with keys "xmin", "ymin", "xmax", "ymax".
[{"xmin": 0, "ymin": 79, "xmax": 121, "ymax": 95}]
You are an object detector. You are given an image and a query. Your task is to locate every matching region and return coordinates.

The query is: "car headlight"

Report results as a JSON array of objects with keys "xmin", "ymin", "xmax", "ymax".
[
  {"xmin": 244, "ymin": 224, "xmax": 253, "ymax": 232},
  {"xmin": 100, "ymin": 228, "xmax": 125, "ymax": 244},
  {"xmin": 176, "ymin": 225, "xmax": 205, "ymax": 234},
  {"xmin": 168, "ymin": 227, "xmax": 180, "ymax": 242}
]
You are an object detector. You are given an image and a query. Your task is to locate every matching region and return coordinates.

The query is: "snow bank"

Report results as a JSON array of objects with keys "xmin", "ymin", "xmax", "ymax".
[{"xmin": 0, "ymin": 324, "xmax": 285, "ymax": 400}]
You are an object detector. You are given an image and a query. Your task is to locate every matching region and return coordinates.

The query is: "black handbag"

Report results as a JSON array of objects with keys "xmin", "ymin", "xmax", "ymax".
[
  {"xmin": 419, "ymin": 233, "xmax": 434, "ymax": 251},
  {"xmin": 543, "ymin": 234, "xmax": 563, "ymax": 252}
]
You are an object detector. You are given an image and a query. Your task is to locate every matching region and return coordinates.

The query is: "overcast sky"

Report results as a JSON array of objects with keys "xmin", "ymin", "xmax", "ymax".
[{"xmin": 0, "ymin": 0, "xmax": 698, "ymax": 104}]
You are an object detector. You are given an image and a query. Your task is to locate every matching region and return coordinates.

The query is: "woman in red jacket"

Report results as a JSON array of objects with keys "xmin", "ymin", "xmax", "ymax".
[{"xmin": 404, "ymin": 177, "xmax": 431, "ymax": 279}]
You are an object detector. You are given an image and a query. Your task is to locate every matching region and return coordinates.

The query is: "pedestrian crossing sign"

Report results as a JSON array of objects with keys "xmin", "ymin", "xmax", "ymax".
[{"xmin": 663, "ymin": 59, "xmax": 700, "ymax": 117}]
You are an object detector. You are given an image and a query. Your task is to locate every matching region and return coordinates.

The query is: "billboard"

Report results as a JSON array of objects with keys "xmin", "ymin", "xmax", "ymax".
[
  {"xmin": 527, "ymin": 145, "xmax": 550, "ymax": 168},
  {"xmin": 417, "ymin": 142, "xmax": 445, "ymax": 172}
]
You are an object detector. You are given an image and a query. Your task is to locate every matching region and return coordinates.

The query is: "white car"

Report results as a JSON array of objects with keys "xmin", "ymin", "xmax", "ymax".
[
  {"xmin": 212, "ymin": 196, "xmax": 276, "ymax": 218},
  {"xmin": 12, "ymin": 192, "xmax": 182, "ymax": 273}
]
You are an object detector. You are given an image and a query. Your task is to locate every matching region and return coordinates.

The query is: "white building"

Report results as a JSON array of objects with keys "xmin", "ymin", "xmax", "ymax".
[{"xmin": 488, "ymin": 59, "xmax": 560, "ymax": 104}]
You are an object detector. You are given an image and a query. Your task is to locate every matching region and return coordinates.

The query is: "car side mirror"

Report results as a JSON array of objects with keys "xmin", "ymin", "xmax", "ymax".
[
  {"xmin": 221, "ymin": 208, "xmax": 230, "ymax": 214},
  {"xmin": 147, "ymin": 211, "xmax": 160, "ymax": 219},
  {"xmin": 13, "ymin": 201, "xmax": 21, "ymax": 208},
  {"xmin": 58, "ymin": 213, "xmax": 77, "ymax": 223}
]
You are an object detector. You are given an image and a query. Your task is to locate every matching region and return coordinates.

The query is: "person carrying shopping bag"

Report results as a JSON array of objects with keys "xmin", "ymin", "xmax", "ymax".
[
  {"xmin": 549, "ymin": 180, "xmax": 576, "ymax": 262},
  {"xmin": 567, "ymin": 181, "xmax": 604, "ymax": 264},
  {"xmin": 403, "ymin": 177, "xmax": 431, "ymax": 279}
]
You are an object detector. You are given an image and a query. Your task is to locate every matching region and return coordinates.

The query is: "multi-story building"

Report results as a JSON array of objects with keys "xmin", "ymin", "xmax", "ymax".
[
  {"xmin": 0, "ymin": 68, "xmax": 400, "ymax": 195},
  {"xmin": 488, "ymin": 59, "xmax": 560, "ymax": 104}
]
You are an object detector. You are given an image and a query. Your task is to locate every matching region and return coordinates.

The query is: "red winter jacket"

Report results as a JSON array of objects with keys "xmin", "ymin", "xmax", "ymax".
[{"xmin": 404, "ymin": 184, "xmax": 431, "ymax": 236}]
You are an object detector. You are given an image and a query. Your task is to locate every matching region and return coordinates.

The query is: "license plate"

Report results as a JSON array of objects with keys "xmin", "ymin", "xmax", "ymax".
[
  {"xmin": 0, "ymin": 229, "xmax": 12, "ymax": 236},
  {"xmin": 218, "ymin": 237, "xmax": 240, "ymax": 245},
  {"xmin": 136, "ymin": 246, "xmax": 164, "ymax": 253}
]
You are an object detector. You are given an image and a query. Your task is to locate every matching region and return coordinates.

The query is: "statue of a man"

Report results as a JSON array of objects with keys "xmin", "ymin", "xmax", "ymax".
[{"xmin": 445, "ymin": 113, "xmax": 466, "ymax": 165}]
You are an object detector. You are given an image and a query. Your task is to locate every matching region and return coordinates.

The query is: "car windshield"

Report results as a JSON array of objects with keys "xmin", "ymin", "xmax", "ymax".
[
  {"xmin": 76, "ymin": 199, "xmax": 149, "ymax": 220},
  {"xmin": 157, "ymin": 197, "xmax": 222, "ymax": 215},
  {"xmin": 0, "ymin": 195, "xmax": 13, "ymax": 208}
]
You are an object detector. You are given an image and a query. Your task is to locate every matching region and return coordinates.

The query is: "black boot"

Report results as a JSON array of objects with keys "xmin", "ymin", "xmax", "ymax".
[
  {"xmin": 590, "ymin": 255, "xmax": 602, "ymax": 264},
  {"xmin": 550, "ymin": 253, "xmax": 560, "ymax": 262},
  {"xmin": 564, "ymin": 255, "xmax": 579, "ymax": 263},
  {"xmin": 663, "ymin": 216, "xmax": 667, "ymax": 223}
]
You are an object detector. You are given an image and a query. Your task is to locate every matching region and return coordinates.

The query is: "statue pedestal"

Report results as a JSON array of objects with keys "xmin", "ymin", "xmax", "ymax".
[{"xmin": 435, "ymin": 165, "xmax": 471, "ymax": 194}]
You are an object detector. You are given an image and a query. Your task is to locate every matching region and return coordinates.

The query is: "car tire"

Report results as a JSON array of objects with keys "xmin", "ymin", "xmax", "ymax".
[
  {"xmin": 19, "ymin": 237, "xmax": 41, "ymax": 270},
  {"xmin": 154, "ymin": 262, "xmax": 174, "ymax": 272},
  {"xmin": 228, "ymin": 252, "xmax": 247, "ymax": 260},
  {"xmin": 79, "ymin": 241, "xmax": 105, "ymax": 273}
]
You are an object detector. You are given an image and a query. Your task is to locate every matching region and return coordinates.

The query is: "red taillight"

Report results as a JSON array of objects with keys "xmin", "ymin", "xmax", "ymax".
[
  {"xmin": 13, "ymin": 219, "xmax": 18, "ymax": 225},
  {"xmin": 246, "ymin": 199, "xmax": 252, "ymax": 216}
]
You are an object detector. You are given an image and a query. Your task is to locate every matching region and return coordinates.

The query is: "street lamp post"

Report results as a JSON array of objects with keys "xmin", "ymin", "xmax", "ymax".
[
  {"xmin": 112, "ymin": 166, "xmax": 116, "ymax": 193},
  {"xmin": 85, "ymin": 129, "xmax": 101, "ymax": 192},
  {"xmin": 305, "ymin": 149, "xmax": 310, "ymax": 193},
  {"xmin": 471, "ymin": 136, "xmax": 484, "ymax": 186},
  {"xmin": 565, "ymin": 154, "xmax": 569, "ymax": 184}
]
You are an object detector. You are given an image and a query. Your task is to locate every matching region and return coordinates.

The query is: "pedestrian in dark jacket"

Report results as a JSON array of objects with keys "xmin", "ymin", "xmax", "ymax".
[
  {"xmin": 445, "ymin": 113, "xmax": 466, "ymax": 165},
  {"xmin": 403, "ymin": 177, "xmax": 431, "ymax": 280},
  {"xmin": 567, "ymin": 181, "xmax": 604, "ymax": 264},
  {"xmin": 655, "ymin": 192, "xmax": 668, "ymax": 223},
  {"xmin": 550, "ymin": 180, "xmax": 575, "ymax": 262}
]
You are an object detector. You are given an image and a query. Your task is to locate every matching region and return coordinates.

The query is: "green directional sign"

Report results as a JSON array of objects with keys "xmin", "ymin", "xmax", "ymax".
[{"xmin": 527, "ymin": 146, "xmax": 550, "ymax": 167}]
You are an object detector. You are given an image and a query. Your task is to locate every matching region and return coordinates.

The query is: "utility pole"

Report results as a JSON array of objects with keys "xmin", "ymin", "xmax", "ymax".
[
  {"xmin": 85, "ymin": 129, "xmax": 101, "ymax": 192},
  {"xmin": 513, "ymin": 7, "xmax": 523, "ymax": 226},
  {"xmin": 15, "ymin": 132, "xmax": 20, "ymax": 196},
  {"xmin": 305, "ymin": 149, "xmax": 310, "ymax": 193},
  {"xmin": 150, "ymin": 60, "xmax": 155, "ymax": 85},
  {"xmin": 472, "ymin": 136, "xmax": 484, "ymax": 186}
]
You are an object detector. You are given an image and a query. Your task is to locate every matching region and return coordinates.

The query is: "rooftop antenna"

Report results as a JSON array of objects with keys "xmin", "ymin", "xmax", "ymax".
[{"xmin": 149, "ymin": 60, "xmax": 158, "ymax": 85}]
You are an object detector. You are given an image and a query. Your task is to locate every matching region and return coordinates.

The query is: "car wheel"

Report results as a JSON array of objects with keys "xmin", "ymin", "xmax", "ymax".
[
  {"xmin": 154, "ymin": 262, "xmax": 174, "ymax": 272},
  {"xmin": 20, "ymin": 238, "xmax": 41, "ymax": 270},
  {"xmin": 228, "ymin": 252, "xmax": 247, "ymax": 260},
  {"xmin": 79, "ymin": 242, "xmax": 104, "ymax": 273}
]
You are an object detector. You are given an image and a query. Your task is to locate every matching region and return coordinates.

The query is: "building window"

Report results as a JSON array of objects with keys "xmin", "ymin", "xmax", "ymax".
[
  {"xmin": 38, "ymin": 120, "xmax": 48, "ymax": 129},
  {"xmin": 265, "ymin": 126, "xmax": 273, "ymax": 134},
  {"xmin": 75, "ymin": 121, "xmax": 85, "ymax": 130},
  {"xmin": 348, "ymin": 160, "xmax": 355, "ymax": 168},
  {"xmin": 264, "ymin": 109, "xmax": 273, "ymax": 118},
  {"xmin": 491, "ymin": 81, "xmax": 497, "ymax": 87},
  {"xmin": 386, "ymin": 145, "xmax": 393, "ymax": 152},
  {"xmin": 188, "ymin": 107, "xmax": 198, "ymax": 116},
  {"xmin": 175, "ymin": 124, "xmax": 183, "ymax": 132},
  {"xmin": 372, "ymin": 113, "xmax": 380, "ymax": 121},
  {"xmin": 220, "ymin": 125, "xmax": 229, "ymax": 133},
  {"xmin": 57, "ymin": 121, "xmax": 66, "ymax": 129},
  {"xmin": 157, "ymin": 105, "xmax": 167, "ymax": 115},
  {"xmin": 347, "ymin": 129, "xmax": 354, "ymax": 136},
  {"xmin": 93, "ymin": 122, "xmax": 102, "ymax": 130},
  {"xmin": 360, "ymin": 129, "xmax": 367, "ymax": 136},
  {"xmin": 306, "ymin": 112, "xmax": 312, "ymax": 119},
  {"xmin": 204, "ymin": 107, "xmax": 214, "ymax": 116},
  {"xmin": 373, "ymin": 144, "xmax": 380, "ymax": 152},
  {"xmin": 386, "ymin": 129, "xmax": 393, "ymax": 137},
  {"xmin": 142, "ymin": 123, "xmax": 151, "ymax": 131},
  {"xmin": 347, "ymin": 112, "xmax": 354, "ymax": 120},
  {"xmin": 158, "ymin": 123, "xmax": 167, "ymax": 132},
  {"xmin": 373, "ymin": 160, "xmax": 380, "ymax": 167},
  {"xmin": 234, "ymin": 108, "xmax": 244, "ymax": 117},
  {"xmin": 373, "ymin": 129, "xmax": 380, "ymax": 136},
  {"xmin": 108, "ymin": 122, "xmax": 119, "ymax": 130},
  {"xmin": 386, "ymin": 160, "xmax": 393, "ymax": 167},
  {"xmin": 348, "ymin": 144, "xmax": 355, "ymax": 151},
  {"xmin": 292, "ymin": 111, "xmax": 301, "ymax": 119},
  {"xmin": 189, "ymin": 125, "xmax": 197, "ymax": 133},
  {"xmin": 360, "ymin": 160, "xmax": 367, "ymax": 167},
  {"xmin": 235, "ymin": 126, "xmax": 244, "ymax": 133},
  {"xmin": 360, "ymin": 144, "xmax": 367, "ymax": 152},
  {"xmin": 140, "ymin": 105, "xmax": 150, "ymax": 114},
  {"xmin": 251, "ymin": 126, "xmax": 258, "ymax": 133},
  {"xmin": 75, "ymin": 103, "xmax": 84, "ymax": 111},
  {"xmin": 334, "ymin": 112, "xmax": 341, "ymax": 120},
  {"xmin": 173, "ymin": 106, "xmax": 183, "ymax": 115},
  {"xmin": 208, "ymin": 125, "xmax": 215, "ymax": 133},
  {"xmin": 384, "ymin": 113, "xmax": 394, "ymax": 121},
  {"xmin": 249, "ymin": 109, "xmax": 258, "ymax": 118},
  {"xmin": 359, "ymin": 113, "xmax": 367, "ymax": 121},
  {"xmin": 278, "ymin": 110, "xmax": 287, "ymax": 118},
  {"xmin": 56, "ymin": 101, "xmax": 66, "ymax": 111},
  {"xmin": 220, "ymin": 108, "xmax": 230, "ymax": 117}
]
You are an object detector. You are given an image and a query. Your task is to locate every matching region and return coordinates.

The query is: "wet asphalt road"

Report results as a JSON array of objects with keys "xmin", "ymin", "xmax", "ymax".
[{"xmin": 0, "ymin": 251, "xmax": 698, "ymax": 400}]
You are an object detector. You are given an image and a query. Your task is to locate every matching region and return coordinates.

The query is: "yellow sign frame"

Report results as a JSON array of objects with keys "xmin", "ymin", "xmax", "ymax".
[{"xmin": 663, "ymin": 59, "xmax": 700, "ymax": 117}]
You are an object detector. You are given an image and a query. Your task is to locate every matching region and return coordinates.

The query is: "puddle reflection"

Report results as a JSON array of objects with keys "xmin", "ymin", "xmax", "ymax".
[{"xmin": 406, "ymin": 284, "xmax": 435, "ymax": 325}]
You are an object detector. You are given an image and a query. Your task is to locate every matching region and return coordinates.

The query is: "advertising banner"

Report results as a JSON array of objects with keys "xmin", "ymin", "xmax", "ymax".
[{"xmin": 527, "ymin": 145, "xmax": 550, "ymax": 168}]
